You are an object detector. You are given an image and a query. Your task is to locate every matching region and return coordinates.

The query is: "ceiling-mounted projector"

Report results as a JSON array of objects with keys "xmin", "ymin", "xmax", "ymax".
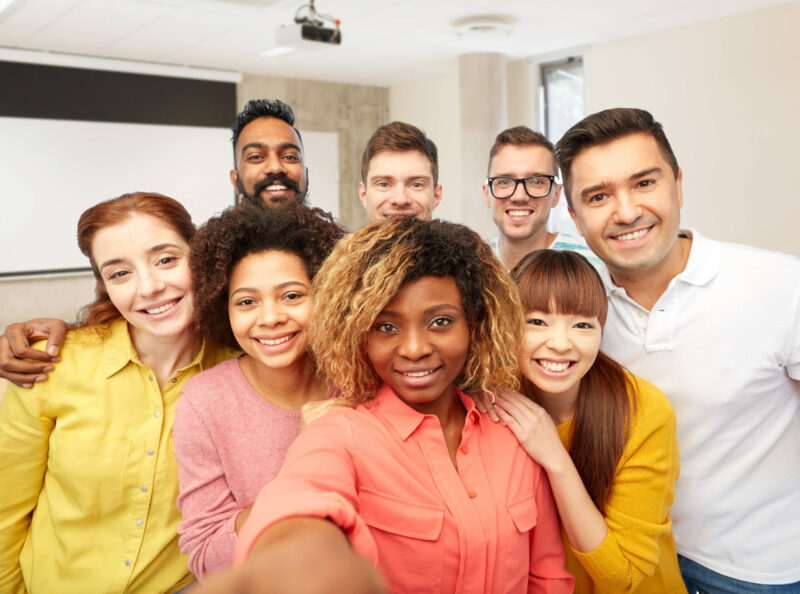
[
  {"xmin": 275, "ymin": 22, "xmax": 341, "ymax": 49},
  {"xmin": 268, "ymin": 0, "xmax": 341, "ymax": 52}
]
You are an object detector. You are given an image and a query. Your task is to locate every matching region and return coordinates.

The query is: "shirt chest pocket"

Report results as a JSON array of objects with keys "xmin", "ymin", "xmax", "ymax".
[
  {"xmin": 48, "ymin": 434, "xmax": 132, "ymax": 516},
  {"xmin": 359, "ymin": 487, "xmax": 445, "ymax": 590},
  {"xmin": 500, "ymin": 494, "xmax": 540, "ymax": 588}
]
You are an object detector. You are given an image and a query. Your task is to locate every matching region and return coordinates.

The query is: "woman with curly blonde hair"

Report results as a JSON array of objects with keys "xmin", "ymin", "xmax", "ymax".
[{"xmin": 200, "ymin": 218, "xmax": 573, "ymax": 594}]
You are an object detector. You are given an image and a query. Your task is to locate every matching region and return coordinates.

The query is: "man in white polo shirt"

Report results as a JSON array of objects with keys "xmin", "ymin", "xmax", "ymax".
[
  {"xmin": 556, "ymin": 107, "xmax": 800, "ymax": 592},
  {"xmin": 483, "ymin": 126, "xmax": 600, "ymax": 270}
]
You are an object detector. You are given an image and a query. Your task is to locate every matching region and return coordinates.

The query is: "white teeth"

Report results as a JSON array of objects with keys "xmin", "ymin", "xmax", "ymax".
[
  {"xmin": 265, "ymin": 185, "xmax": 287, "ymax": 191},
  {"xmin": 404, "ymin": 369, "xmax": 434, "ymax": 378},
  {"xmin": 615, "ymin": 228, "xmax": 648, "ymax": 241},
  {"xmin": 538, "ymin": 360, "xmax": 571, "ymax": 372},
  {"xmin": 507, "ymin": 210, "xmax": 531, "ymax": 217},
  {"xmin": 145, "ymin": 300, "xmax": 177, "ymax": 314},
  {"xmin": 257, "ymin": 335, "xmax": 292, "ymax": 346}
]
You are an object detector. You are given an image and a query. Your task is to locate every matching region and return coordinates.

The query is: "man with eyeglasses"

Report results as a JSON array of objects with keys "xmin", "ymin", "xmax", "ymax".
[{"xmin": 483, "ymin": 126, "xmax": 600, "ymax": 270}]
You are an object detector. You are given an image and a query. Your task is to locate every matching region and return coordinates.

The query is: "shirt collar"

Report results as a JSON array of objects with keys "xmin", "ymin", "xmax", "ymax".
[
  {"xmin": 599, "ymin": 227, "xmax": 719, "ymax": 294},
  {"xmin": 371, "ymin": 383, "xmax": 481, "ymax": 440},
  {"xmin": 100, "ymin": 318, "xmax": 212, "ymax": 379},
  {"xmin": 672, "ymin": 228, "xmax": 720, "ymax": 287}
]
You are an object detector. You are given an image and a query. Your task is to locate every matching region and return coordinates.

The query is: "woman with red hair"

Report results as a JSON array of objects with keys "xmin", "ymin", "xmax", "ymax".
[{"xmin": 0, "ymin": 192, "xmax": 234, "ymax": 593}]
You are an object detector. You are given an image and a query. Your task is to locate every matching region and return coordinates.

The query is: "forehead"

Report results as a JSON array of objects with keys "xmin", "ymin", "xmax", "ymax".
[
  {"xmin": 235, "ymin": 116, "xmax": 303, "ymax": 154},
  {"xmin": 91, "ymin": 213, "xmax": 186, "ymax": 259},
  {"xmin": 570, "ymin": 133, "xmax": 668, "ymax": 188},
  {"xmin": 384, "ymin": 275, "xmax": 462, "ymax": 311},
  {"xmin": 367, "ymin": 150, "xmax": 434, "ymax": 180},
  {"xmin": 230, "ymin": 249, "xmax": 309, "ymax": 287},
  {"xmin": 490, "ymin": 144, "xmax": 556, "ymax": 176}
]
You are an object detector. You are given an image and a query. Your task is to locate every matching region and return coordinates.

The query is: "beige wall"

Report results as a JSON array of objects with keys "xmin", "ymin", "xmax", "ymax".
[
  {"xmin": 238, "ymin": 74, "xmax": 389, "ymax": 231},
  {"xmin": 584, "ymin": 2, "xmax": 800, "ymax": 253},
  {"xmin": 389, "ymin": 73, "xmax": 463, "ymax": 225},
  {"xmin": 2, "ymin": 75, "xmax": 388, "ymax": 330},
  {"xmin": 0, "ymin": 272, "xmax": 95, "ymax": 331}
]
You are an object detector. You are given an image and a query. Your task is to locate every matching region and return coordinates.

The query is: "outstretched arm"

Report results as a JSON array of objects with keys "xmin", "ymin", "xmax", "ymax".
[
  {"xmin": 195, "ymin": 518, "xmax": 385, "ymax": 594},
  {"xmin": 0, "ymin": 319, "xmax": 69, "ymax": 387}
]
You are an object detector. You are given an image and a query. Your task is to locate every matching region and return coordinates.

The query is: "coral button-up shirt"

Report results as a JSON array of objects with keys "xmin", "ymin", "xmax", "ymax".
[{"xmin": 236, "ymin": 384, "xmax": 573, "ymax": 593}]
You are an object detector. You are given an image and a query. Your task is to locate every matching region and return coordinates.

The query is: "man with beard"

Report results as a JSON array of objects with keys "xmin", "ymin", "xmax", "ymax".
[{"xmin": 229, "ymin": 99, "xmax": 308, "ymax": 207}]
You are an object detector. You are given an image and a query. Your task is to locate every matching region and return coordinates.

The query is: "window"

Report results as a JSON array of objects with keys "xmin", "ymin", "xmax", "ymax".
[{"xmin": 541, "ymin": 57, "xmax": 584, "ymax": 235}]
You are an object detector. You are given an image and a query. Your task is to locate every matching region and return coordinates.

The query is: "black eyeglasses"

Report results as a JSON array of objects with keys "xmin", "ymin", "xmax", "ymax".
[{"xmin": 485, "ymin": 175, "xmax": 557, "ymax": 199}]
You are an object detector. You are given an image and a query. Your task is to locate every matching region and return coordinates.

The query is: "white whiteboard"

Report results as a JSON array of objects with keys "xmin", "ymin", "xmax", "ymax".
[{"xmin": 0, "ymin": 117, "xmax": 339, "ymax": 276}]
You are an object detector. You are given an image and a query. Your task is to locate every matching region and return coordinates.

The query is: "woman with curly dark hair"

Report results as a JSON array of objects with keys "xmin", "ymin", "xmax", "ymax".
[
  {"xmin": 172, "ymin": 202, "xmax": 345, "ymax": 580},
  {"xmin": 199, "ymin": 218, "xmax": 574, "ymax": 594}
]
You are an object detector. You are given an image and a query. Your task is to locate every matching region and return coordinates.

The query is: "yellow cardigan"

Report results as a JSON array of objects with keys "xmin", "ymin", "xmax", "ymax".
[{"xmin": 557, "ymin": 374, "xmax": 686, "ymax": 594}]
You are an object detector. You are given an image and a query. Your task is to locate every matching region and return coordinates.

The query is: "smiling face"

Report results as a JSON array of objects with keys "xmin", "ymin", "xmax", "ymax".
[
  {"xmin": 358, "ymin": 150, "xmax": 442, "ymax": 222},
  {"xmin": 91, "ymin": 213, "xmax": 194, "ymax": 342},
  {"xmin": 230, "ymin": 116, "xmax": 308, "ymax": 207},
  {"xmin": 365, "ymin": 276, "xmax": 469, "ymax": 415},
  {"xmin": 228, "ymin": 250, "xmax": 312, "ymax": 371},
  {"xmin": 518, "ymin": 309, "xmax": 602, "ymax": 404},
  {"xmin": 484, "ymin": 144, "xmax": 561, "ymax": 244},
  {"xmin": 568, "ymin": 133, "xmax": 684, "ymax": 281}
]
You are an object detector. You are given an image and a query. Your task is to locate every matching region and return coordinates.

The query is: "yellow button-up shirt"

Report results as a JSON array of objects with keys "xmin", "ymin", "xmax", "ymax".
[{"xmin": 0, "ymin": 319, "xmax": 235, "ymax": 593}]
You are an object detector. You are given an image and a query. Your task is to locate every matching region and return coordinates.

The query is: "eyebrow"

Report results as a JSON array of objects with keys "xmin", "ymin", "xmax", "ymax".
[
  {"xmin": 493, "ymin": 171, "xmax": 554, "ymax": 178},
  {"xmin": 99, "ymin": 243, "xmax": 182, "ymax": 270},
  {"xmin": 580, "ymin": 167, "xmax": 664, "ymax": 199},
  {"xmin": 230, "ymin": 280, "xmax": 309, "ymax": 297},
  {"xmin": 240, "ymin": 141, "xmax": 302, "ymax": 155},
  {"xmin": 378, "ymin": 303, "xmax": 461, "ymax": 318}
]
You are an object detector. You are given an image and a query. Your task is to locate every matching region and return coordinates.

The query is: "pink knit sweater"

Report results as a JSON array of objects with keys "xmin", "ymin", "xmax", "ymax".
[{"xmin": 173, "ymin": 358, "xmax": 301, "ymax": 579}]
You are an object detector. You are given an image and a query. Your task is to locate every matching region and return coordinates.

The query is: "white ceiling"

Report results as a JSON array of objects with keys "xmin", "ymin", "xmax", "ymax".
[{"xmin": 0, "ymin": 0, "xmax": 794, "ymax": 86}]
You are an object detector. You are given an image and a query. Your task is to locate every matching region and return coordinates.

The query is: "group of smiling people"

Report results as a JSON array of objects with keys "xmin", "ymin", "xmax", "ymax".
[
  {"xmin": 27, "ymin": 96, "xmax": 800, "ymax": 594},
  {"xmin": 0, "ymin": 184, "xmax": 684, "ymax": 593}
]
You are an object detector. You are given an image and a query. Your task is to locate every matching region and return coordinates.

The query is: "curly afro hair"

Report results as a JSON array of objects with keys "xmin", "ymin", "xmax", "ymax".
[
  {"xmin": 309, "ymin": 217, "xmax": 524, "ymax": 402},
  {"xmin": 190, "ymin": 202, "xmax": 345, "ymax": 350}
]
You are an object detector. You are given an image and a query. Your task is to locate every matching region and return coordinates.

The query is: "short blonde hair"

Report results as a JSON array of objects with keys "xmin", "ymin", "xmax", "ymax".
[{"xmin": 309, "ymin": 218, "xmax": 523, "ymax": 403}]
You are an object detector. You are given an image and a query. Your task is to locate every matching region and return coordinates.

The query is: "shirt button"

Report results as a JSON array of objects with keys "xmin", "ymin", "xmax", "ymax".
[
  {"xmin": 637, "ymin": 311, "xmax": 645, "ymax": 318},
  {"xmin": 146, "ymin": 449, "xmax": 154, "ymax": 456},
  {"xmin": 460, "ymin": 445, "xmax": 469, "ymax": 454},
  {"xmin": 468, "ymin": 491, "xmax": 477, "ymax": 499},
  {"xmin": 149, "ymin": 375, "xmax": 154, "ymax": 381},
  {"xmin": 171, "ymin": 378, "xmax": 177, "ymax": 383},
  {"xmin": 136, "ymin": 520, "xmax": 143, "ymax": 527},
  {"xmin": 141, "ymin": 486, "xmax": 148, "ymax": 492},
  {"xmin": 154, "ymin": 411, "xmax": 161, "ymax": 418},
  {"xmin": 125, "ymin": 559, "xmax": 132, "ymax": 566}
]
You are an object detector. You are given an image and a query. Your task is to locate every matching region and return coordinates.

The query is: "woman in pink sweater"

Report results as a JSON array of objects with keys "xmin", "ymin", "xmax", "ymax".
[{"xmin": 172, "ymin": 203, "xmax": 344, "ymax": 579}]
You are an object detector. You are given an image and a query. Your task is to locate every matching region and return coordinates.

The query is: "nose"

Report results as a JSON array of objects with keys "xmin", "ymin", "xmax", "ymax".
[
  {"xmin": 257, "ymin": 300, "xmax": 287, "ymax": 327},
  {"xmin": 138, "ymin": 269, "xmax": 166, "ymax": 298},
  {"xmin": 545, "ymin": 325, "xmax": 571, "ymax": 353},
  {"xmin": 509, "ymin": 179, "xmax": 529, "ymax": 203},
  {"xmin": 388, "ymin": 187, "xmax": 412, "ymax": 207},
  {"xmin": 613, "ymin": 192, "xmax": 642, "ymax": 225},
  {"xmin": 263, "ymin": 151, "xmax": 286, "ymax": 174},
  {"xmin": 397, "ymin": 327, "xmax": 432, "ymax": 361}
]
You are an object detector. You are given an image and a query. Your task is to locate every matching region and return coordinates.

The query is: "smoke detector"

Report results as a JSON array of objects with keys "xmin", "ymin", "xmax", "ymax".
[{"xmin": 453, "ymin": 15, "xmax": 516, "ymax": 39}]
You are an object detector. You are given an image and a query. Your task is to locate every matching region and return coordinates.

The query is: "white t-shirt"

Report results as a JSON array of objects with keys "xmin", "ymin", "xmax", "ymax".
[
  {"xmin": 599, "ymin": 229, "xmax": 800, "ymax": 584},
  {"xmin": 487, "ymin": 232, "xmax": 604, "ymax": 269}
]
